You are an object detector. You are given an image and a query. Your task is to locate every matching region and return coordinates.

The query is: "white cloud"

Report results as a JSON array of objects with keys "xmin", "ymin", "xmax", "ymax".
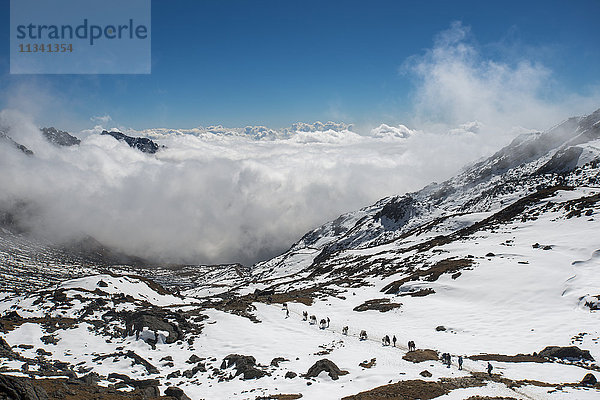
[
  {"xmin": 403, "ymin": 21, "xmax": 600, "ymax": 139},
  {"xmin": 91, "ymin": 115, "xmax": 113, "ymax": 124}
]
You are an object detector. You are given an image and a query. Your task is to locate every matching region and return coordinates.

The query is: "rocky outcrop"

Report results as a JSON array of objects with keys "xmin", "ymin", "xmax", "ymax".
[
  {"xmin": 538, "ymin": 346, "xmax": 594, "ymax": 361},
  {"xmin": 40, "ymin": 127, "xmax": 80, "ymax": 146},
  {"xmin": 222, "ymin": 354, "xmax": 266, "ymax": 380},
  {"xmin": 0, "ymin": 373, "xmax": 48, "ymax": 400},
  {"xmin": 305, "ymin": 359, "xmax": 348, "ymax": 380},
  {"xmin": 0, "ymin": 130, "xmax": 33, "ymax": 156},
  {"xmin": 165, "ymin": 387, "xmax": 192, "ymax": 400},
  {"xmin": 0, "ymin": 337, "xmax": 18, "ymax": 360},
  {"xmin": 101, "ymin": 130, "xmax": 159, "ymax": 154}
]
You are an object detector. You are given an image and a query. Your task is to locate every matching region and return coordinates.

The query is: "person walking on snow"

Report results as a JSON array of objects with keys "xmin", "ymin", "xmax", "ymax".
[
  {"xmin": 487, "ymin": 362, "xmax": 493, "ymax": 376},
  {"xmin": 458, "ymin": 356, "xmax": 463, "ymax": 370},
  {"xmin": 392, "ymin": 335, "xmax": 397, "ymax": 347}
]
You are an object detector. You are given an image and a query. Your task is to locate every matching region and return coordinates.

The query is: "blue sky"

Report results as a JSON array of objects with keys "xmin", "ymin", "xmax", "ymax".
[{"xmin": 0, "ymin": 0, "xmax": 599, "ymax": 131}]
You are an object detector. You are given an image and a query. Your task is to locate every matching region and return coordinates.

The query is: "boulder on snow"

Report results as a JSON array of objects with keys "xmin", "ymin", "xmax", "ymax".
[
  {"xmin": 305, "ymin": 359, "xmax": 348, "ymax": 380},
  {"xmin": 285, "ymin": 371, "xmax": 297, "ymax": 379},
  {"xmin": 403, "ymin": 349, "xmax": 439, "ymax": 363},
  {"xmin": 420, "ymin": 370, "xmax": 432, "ymax": 377},
  {"xmin": 165, "ymin": 387, "xmax": 192, "ymax": 400},
  {"xmin": 222, "ymin": 354, "xmax": 266, "ymax": 380},
  {"xmin": 538, "ymin": 346, "xmax": 594, "ymax": 361},
  {"xmin": 580, "ymin": 373, "xmax": 597, "ymax": 386}
]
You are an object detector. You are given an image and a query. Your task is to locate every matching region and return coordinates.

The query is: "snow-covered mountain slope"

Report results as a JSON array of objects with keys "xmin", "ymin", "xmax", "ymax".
[
  {"xmin": 252, "ymin": 108, "xmax": 600, "ymax": 281},
  {"xmin": 1, "ymin": 110, "xmax": 600, "ymax": 399}
]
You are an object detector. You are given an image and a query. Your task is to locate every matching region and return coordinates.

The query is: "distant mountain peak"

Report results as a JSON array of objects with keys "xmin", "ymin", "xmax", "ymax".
[
  {"xmin": 41, "ymin": 127, "xmax": 81, "ymax": 146},
  {"xmin": 101, "ymin": 130, "xmax": 160, "ymax": 154},
  {"xmin": 0, "ymin": 129, "xmax": 34, "ymax": 156}
]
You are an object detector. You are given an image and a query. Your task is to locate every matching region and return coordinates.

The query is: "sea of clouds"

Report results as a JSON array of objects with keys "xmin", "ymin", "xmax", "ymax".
[{"xmin": 1, "ymin": 22, "xmax": 598, "ymax": 265}]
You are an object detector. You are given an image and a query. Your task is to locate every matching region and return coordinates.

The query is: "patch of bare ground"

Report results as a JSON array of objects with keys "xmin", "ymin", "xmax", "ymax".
[
  {"xmin": 402, "ymin": 349, "xmax": 439, "ymax": 363},
  {"xmin": 251, "ymin": 288, "xmax": 317, "ymax": 306},
  {"xmin": 256, "ymin": 395, "xmax": 302, "ymax": 400},
  {"xmin": 342, "ymin": 376, "xmax": 485, "ymax": 400},
  {"xmin": 353, "ymin": 298, "xmax": 402, "ymax": 312},
  {"xmin": 210, "ymin": 297, "xmax": 261, "ymax": 323},
  {"xmin": 382, "ymin": 258, "xmax": 473, "ymax": 294},
  {"xmin": 468, "ymin": 353, "xmax": 547, "ymax": 363}
]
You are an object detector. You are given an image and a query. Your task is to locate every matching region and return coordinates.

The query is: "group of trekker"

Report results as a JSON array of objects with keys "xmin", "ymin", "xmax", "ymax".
[{"xmin": 287, "ymin": 304, "xmax": 494, "ymax": 376}]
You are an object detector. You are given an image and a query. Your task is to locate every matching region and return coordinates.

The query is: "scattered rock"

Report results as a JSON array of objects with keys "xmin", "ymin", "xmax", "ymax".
[
  {"xmin": 420, "ymin": 370, "xmax": 432, "ymax": 377},
  {"xmin": 436, "ymin": 325, "xmax": 446, "ymax": 331},
  {"xmin": 305, "ymin": 359, "xmax": 348, "ymax": 380},
  {"xmin": 486, "ymin": 252, "xmax": 495, "ymax": 257}
]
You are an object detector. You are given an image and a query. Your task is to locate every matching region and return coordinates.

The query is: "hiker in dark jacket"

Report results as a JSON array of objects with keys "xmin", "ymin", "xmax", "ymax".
[
  {"xmin": 392, "ymin": 335, "xmax": 397, "ymax": 347},
  {"xmin": 458, "ymin": 356, "xmax": 463, "ymax": 370},
  {"xmin": 487, "ymin": 362, "xmax": 493, "ymax": 376}
]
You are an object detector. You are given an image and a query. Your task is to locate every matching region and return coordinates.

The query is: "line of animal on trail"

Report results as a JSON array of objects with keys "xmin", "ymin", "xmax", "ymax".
[{"xmin": 289, "ymin": 307, "xmax": 420, "ymax": 352}]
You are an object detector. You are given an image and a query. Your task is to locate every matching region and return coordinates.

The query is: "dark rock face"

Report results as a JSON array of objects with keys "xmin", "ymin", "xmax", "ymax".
[
  {"xmin": 165, "ymin": 386, "xmax": 192, "ymax": 400},
  {"xmin": 305, "ymin": 359, "xmax": 348, "ymax": 380},
  {"xmin": 222, "ymin": 354, "xmax": 266, "ymax": 380},
  {"xmin": 538, "ymin": 346, "xmax": 594, "ymax": 361},
  {"xmin": 101, "ymin": 130, "xmax": 159, "ymax": 154},
  {"xmin": 40, "ymin": 127, "xmax": 80, "ymax": 146},
  {"xmin": 0, "ymin": 373, "xmax": 48, "ymax": 400},
  {"xmin": 375, "ymin": 195, "xmax": 418, "ymax": 229},
  {"xmin": 581, "ymin": 373, "xmax": 597, "ymax": 386},
  {"xmin": 0, "ymin": 337, "xmax": 18, "ymax": 360},
  {"xmin": 537, "ymin": 146, "xmax": 584, "ymax": 175},
  {"xmin": 0, "ymin": 130, "xmax": 33, "ymax": 156}
]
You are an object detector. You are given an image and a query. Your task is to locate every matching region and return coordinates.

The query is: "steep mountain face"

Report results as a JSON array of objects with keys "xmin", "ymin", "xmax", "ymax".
[
  {"xmin": 40, "ymin": 127, "xmax": 81, "ymax": 146},
  {"xmin": 101, "ymin": 130, "xmax": 160, "ymax": 153},
  {"xmin": 0, "ymin": 130, "xmax": 33, "ymax": 156}
]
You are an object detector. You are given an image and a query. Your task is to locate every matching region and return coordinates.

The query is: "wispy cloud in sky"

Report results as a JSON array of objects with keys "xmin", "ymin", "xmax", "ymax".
[{"xmin": 403, "ymin": 21, "xmax": 600, "ymax": 135}]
